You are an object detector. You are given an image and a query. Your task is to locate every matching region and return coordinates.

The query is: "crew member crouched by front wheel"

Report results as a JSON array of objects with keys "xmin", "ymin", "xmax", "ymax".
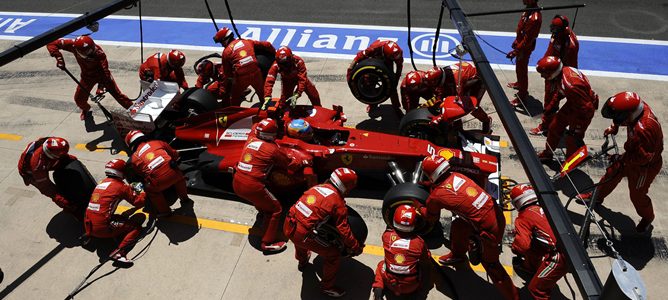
[
  {"xmin": 125, "ymin": 130, "xmax": 193, "ymax": 218},
  {"xmin": 233, "ymin": 118, "xmax": 293, "ymax": 253},
  {"xmin": 371, "ymin": 204, "xmax": 431, "ymax": 300},
  {"xmin": 284, "ymin": 168, "xmax": 364, "ymax": 298},
  {"xmin": 85, "ymin": 159, "xmax": 146, "ymax": 266}
]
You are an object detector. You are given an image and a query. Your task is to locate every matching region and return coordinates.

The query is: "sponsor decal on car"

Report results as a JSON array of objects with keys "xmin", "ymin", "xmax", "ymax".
[{"xmin": 341, "ymin": 153, "xmax": 353, "ymax": 165}]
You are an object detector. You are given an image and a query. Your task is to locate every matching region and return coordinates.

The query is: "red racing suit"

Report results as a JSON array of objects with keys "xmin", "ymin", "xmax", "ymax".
[
  {"xmin": 218, "ymin": 39, "xmax": 275, "ymax": 106},
  {"xmin": 264, "ymin": 54, "xmax": 321, "ymax": 107},
  {"xmin": 512, "ymin": 205, "xmax": 567, "ymax": 300},
  {"xmin": 129, "ymin": 140, "xmax": 188, "ymax": 215},
  {"xmin": 544, "ymin": 67, "xmax": 598, "ymax": 157},
  {"xmin": 544, "ymin": 29, "xmax": 579, "ymax": 68},
  {"xmin": 47, "ymin": 39, "xmax": 132, "ymax": 111},
  {"xmin": 372, "ymin": 229, "xmax": 431, "ymax": 296},
  {"xmin": 350, "ymin": 40, "xmax": 403, "ymax": 114},
  {"xmin": 400, "ymin": 70, "xmax": 434, "ymax": 112},
  {"xmin": 233, "ymin": 127, "xmax": 292, "ymax": 244},
  {"xmin": 594, "ymin": 103, "xmax": 663, "ymax": 223},
  {"xmin": 195, "ymin": 63, "xmax": 223, "ymax": 98},
  {"xmin": 283, "ymin": 183, "xmax": 361, "ymax": 289},
  {"xmin": 17, "ymin": 138, "xmax": 79, "ymax": 213},
  {"xmin": 84, "ymin": 177, "xmax": 146, "ymax": 254},
  {"xmin": 423, "ymin": 172, "xmax": 518, "ymax": 300},
  {"xmin": 139, "ymin": 52, "xmax": 189, "ymax": 89},
  {"xmin": 432, "ymin": 62, "xmax": 490, "ymax": 131},
  {"xmin": 511, "ymin": 8, "xmax": 541, "ymax": 99}
]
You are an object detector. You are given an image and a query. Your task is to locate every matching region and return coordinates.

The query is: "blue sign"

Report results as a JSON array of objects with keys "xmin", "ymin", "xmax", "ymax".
[{"xmin": 1, "ymin": 12, "xmax": 667, "ymax": 80}]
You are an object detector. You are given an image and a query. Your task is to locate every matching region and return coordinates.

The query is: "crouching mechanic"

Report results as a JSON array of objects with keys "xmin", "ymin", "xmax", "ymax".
[
  {"xmin": 420, "ymin": 155, "xmax": 518, "ymax": 300},
  {"xmin": 577, "ymin": 92, "xmax": 663, "ymax": 233},
  {"xmin": 139, "ymin": 50, "xmax": 189, "ymax": 89},
  {"xmin": 400, "ymin": 70, "xmax": 435, "ymax": 112},
  {"xmin": 85, "ymin": 159, "xmax": 146, "ymax": 265},
  {"xmin": 284, "ymin": 168, "xmax": 364, "ymax": 298},
  {"xmin": 18, "ymin": 137, "xmax": 82, "ymax": 217},
  {"xmin": 125, "ymin": 130, "xmax": 193, "ymax": 218},
  {"xmin": 372, "ymin": 205, "xmax": 431, "ymax": 299},
  {"xmin": 233, "ymin": 118, "xmax": 295, "ymax": 252},
  {"xmin": 510, "ymin": 184, "xmax": 567, "ymax": 300},
  {"xmin": 264, "ymin": 46, "xmax": 321, "ymax": 108}
]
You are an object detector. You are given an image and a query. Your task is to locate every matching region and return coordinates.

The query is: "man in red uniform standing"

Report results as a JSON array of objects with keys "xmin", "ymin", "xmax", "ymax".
[
  {"xmin": 577, "ymin": 92, "xmax": 663, "ymax": 233},
  {"xmin": 347, "ymin": 40, "xmax": 404, "ymax": 117},
  {"xmin": 264, "ymin": 46, "xmax": 321, "ymax": 108},
  {"xmin": 284, "ymin": 167, "xmax": 364, "ymax": 298},
  {"xmin": 509, "ymin": 184, "xmax": 567, "ymax": 300},
  {"xmin": 233, "ymin": 118, "xmax": 294, "ymax": 252},
  {"xmin": 420, "ymin": 155, "xmax": 518, "ymax": 300},
  {"xmin": 213, "ymin": 27, "xmax": 275, "ymax": 106},
  {"xmin": 47, "ymin": 35, "xmax": 132, "ymax": 120},
  {"xmin": 371, "ymin": 204, "xmax": 431, "ymax": 299},
  {"xmin": 535, "ymin": 56, "xmax": 598, "ymax": 161},
  {"xmin": 507, "ymin": 0, "xmax": 541, "ymax": 106},
  {"xmin": 139, "ymin": 50, "xmax": 188, "ymax": 89},
  {"xmin": 400, "ymin": 70, "xmax": 435, "ymax": 112},
  {"xmin": 531, "ymin": 15, "xmax": 580, "ymax": 134},
  {"xmin": 424, "ymin": 62, "xmax": 492, "ymax": 133},
  {"xmin": 85, "ymin": 159, "xmax": 146, "ymax": 265},
  {"xmin": 18, "ymin": 137, "xmax": 82, "ymax": 216},
  {"xmin": 125, "ymin": 130, "xmax": 192, "ymax": 218}
]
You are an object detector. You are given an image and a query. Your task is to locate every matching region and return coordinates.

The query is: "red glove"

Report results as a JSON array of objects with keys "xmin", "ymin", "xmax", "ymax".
[
  {"xmin": 506, "ymin": 49, "xmax": 518, "ymax": 59},
  {"xmin": 52, "ymin": 194, "xmax": 76, "ymax": 211},
  {"xmin": 604, "ymin": 124, "xmax": 619, "ymax": 136},
  {"xmin": 55, "ymin": 57, "xmax": 66, "ymax": 70},
  {"xmin": 96, "ymin": 83, "xmax": 106, "ymax": 95}
]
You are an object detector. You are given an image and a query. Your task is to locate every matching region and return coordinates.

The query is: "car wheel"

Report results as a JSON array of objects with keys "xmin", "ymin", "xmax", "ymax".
[
  {"xmin": 318, "ymin": 205, "xmax": 368, "ymax": 254},
  {"xmin": 348, "ymin": 58, "xmax": 394, "ymax": 105},
  {"xmin": 382, "ymin": 182, "xmax": 433, "ymax": 235},
  {"xmin": 180, "ymin": 88, "xmax": 219, "ymax": 116},
  {"xmin": 255, "ymin": 46, "xmax": 276, "ymax": 80},
  {"xmin": 399, "ymin": 107, "xmax": 443, "ymax": 144},
  {"xmin": 53, "ymin": 159, "xmax": 97, "ymax": 209}
]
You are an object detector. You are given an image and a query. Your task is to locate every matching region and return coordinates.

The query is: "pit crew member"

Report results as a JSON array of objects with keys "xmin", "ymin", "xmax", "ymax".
[
  {"xmin": 284, "ymin": 168, "xmax": 364, "ymax": 298},
  {"xmin": 507, "ymin": 0, "xmax": 542, "ymax": 106},
  {"xmin": 264, "ymin": 46, "xmax": 321, "ymax": 108},
  {"xmin": 47, "ymin": 35, "xmax": 132, "ymax": 120},
  {"xmin": 139, "ymin": 50, "xmax": 189, "ymax": 89},
  {"xmin": 400, "ymin": 70, "xmax": 436, "ymax": 112}
]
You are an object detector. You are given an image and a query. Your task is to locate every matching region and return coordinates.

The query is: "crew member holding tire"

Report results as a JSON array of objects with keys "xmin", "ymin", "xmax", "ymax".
[
  {"xmin": 284, "ymin": 168, "xmax": 364, "ymax": 298},
  {"xmin": 233, "ymin": 118, "xmax": 295, "ymax": 252},
  {"xmin": 18, "ymin": 137, "xmax": 83, "ymax": 218},
  {"xmin": 400, "ymin": 70, "xmax": 435, "ymax": 112},
  {"xmin": 125, "ymin": 130, "xmax": 193, "ymax": 218},
  {"xmin": 507, "ymin": 0, "xmax": 541, "ymax": 106},
  {"xmin": 372, "ymin": 204, "xmax": 431, "ymax": 299},
  {"xmin": 509, "ymin": 184, "xmax": 567, "ymax": 300},
  {"xmin": 577, "ymin": 92, "xmax": 663, "ymax": 233},
  {"xmin": 195, "ymin": 59, "xmax": 223, "ymax": 95},
  {"xmin": 535, "ymin": 56, "xmax": 598, "ymax": 161},
  {"xmin": 424, "ymin": 62, "xmax": 492, "ymax": 133},
  {"xmin": 264, "ymin": 46, "xmax": 321, "ymax": 108},
  {"xmin": 85, "ymin": 159, "xmax": 146, "ymax": 266},
  {"xmin": 420, "ymin": 155, "xmax": 518, "ymax": 300},
  {"xmin": 139, "ymin": 50, "xmax": 189, "ymax": 89},
  {"xmin": 213, "ymin": 27, "xmax": 276, "ymax": 107},
  {"xmin": 47, "ymin": 35, "xmax": 133, "ymax": 120},
  {"xmin": 347, "ymin": 40, "xmax": 404, "ymax": 117}
]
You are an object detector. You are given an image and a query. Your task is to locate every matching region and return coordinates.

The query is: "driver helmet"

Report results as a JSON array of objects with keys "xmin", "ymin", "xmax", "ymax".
[{"xmin": 287, "ymin": 119, "xmax": 314, "ymax": 141}]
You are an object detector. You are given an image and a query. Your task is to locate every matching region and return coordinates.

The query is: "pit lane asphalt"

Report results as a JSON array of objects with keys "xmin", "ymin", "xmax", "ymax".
[{"xmin": 1, "ymin": 0, "xmax": 667, "ymax": 40}]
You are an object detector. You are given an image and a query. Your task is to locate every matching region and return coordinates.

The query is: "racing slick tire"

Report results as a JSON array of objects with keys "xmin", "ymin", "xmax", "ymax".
[
  {"xmin": 348, "ymin": 58, "xmax": 394, "ymax": 105},
  {"xmin": 399, "ymin": 107, "xmax": 443, "ymax": 144},
  {"xmin": 318, "ymin": 205, "xmax": 368, "ymax": 256},
  {"xmin": 180, "ymin": 88, "xmax": 219, "ymax": 116},
  {"xmin": 53, "ymin": 159, "xmax": 96, "ymax": 214},
  {"xmin": 255, "ymin": 46, "xmax": 275, "ymax": 80},
  {"xmin": 382, "ymin": 183, "xmax": 432, "ymax": 234}
]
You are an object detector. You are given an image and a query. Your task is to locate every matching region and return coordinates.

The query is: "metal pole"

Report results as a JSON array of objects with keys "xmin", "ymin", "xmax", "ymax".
[
  {"xmin": 440, "ymin": 0, "xmax": 603, "ymax": 298},
  {"xmin": 465, "ymin": 4, "xmax": 586, "ymax": 17},
  {"xmin": 0, "ymin": 0, "xmax": 138, "ymax": 67}
]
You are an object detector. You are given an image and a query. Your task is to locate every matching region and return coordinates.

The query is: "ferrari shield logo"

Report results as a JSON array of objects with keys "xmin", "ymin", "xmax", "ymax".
[
  {"xmin": 466, "ymin": 186, "xmax": 478, "ymax": 197},
  {"xmin": 438, "ymin": 149, "xmax": 454, "ymax": 160},
  {"xmin": 391, "ymin": 234, "xmax": 397, "ymax": 241},
  {"xmin": 243, "ymin": 153, "xmax": 252, "ymax": 162},
  {"xmin": 217, "ymin": 115, "xmax": 228, "ymax": 127},
  {"xmin": 394, "ymin": 254, "xmax": 405, "ymax": 264},
  {"xmin": 341, "ymin": 153, "xmax": 353, "ymax": 165},
  {"xmin": 306, "ymin": 195, "xmax": 316, "ymax": 205}
]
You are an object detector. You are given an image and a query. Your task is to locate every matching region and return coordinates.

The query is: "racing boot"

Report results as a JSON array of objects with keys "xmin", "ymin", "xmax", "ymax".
[
  {"xmin": 510, "ymin": 97, "xmax": 525, "ymax": 108},
  {"xmin": 298, "ymin": 250, "xmax": 312, "ymax": 272},
  {"xmin": 321, "ymin": 286, "xmax": 346, "ymax": 298},
  {"xmin": 575, "ymin": 191, "xmax": 603, "ymax": 206},
  {"xmin": 261, "ymin": 241, "xmax": 287, "ymax": 253},
  {"xmin": 110, "ymin": 249, "xmax": 134, "ymax": 267},
  {"xmin": 438, "ymin": 252, "xmax": 467, "ymax": 266},
  {"xmin": 529, "ymin": 124, "xmax": 548, "ymax": 136},
  {"xmin": 507, "ymin": 82, "xmax": 519, "ymax": 90},
  {"xmin": 80, "ymin": 109, "xmax": 91, "ymax": 121},
  {"xmin": 636, "ymin": 218, "xmax": 654, "ymax": 234}
]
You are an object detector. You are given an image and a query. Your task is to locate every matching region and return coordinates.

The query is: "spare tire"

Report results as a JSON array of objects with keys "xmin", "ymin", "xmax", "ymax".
[
  {"xmin": 348, "ymin": 58, "xmax": 394, "ymax": 105},
  {"xmin": 180, "ymin": 88, "xmax": 219, "ymax": 115},
  {"xmin": 399, "ymin": 107, "xmax": 444, "ymax": 145},
  {"xmin": 53, "ymin": 159, "xmax": 96, "ymax": 212},
  {"xmin": 255, "ymin": 47, "xmax": 276, "ymax": 80},
  {"xmin": 382, "ymin": 183, "xmax": 432, "ymax": 235},
  {"xmin": 317, "ymin": 205, "xmax": 368, "ymax": 256}
]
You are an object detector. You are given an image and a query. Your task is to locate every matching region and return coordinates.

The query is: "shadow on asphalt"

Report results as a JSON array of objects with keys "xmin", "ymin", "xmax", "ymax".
[
  {"xmin": 156, "ymin": 205, "xmax": 200, "ymax": 245},
  {"xmin": 46, "ymin": 211, "xmax": 85, "ymax": 248},
  {"xmin": 83, "ymin": 114, "xmax": 127, "ymax": 155},
  {"xmin": 356, "ymin": 104, "xmax": 401, "ymax": 134},
  {"xmin": 300, "ymin": 256, "xmax": 374, "ymax": 300},
  {"xmin": 0, "ymin": 244, "xmax": 65, "ymax": 299},
  {"xmin": 512, "ymin": 94, "xmax": 543, "ymax": 118}
]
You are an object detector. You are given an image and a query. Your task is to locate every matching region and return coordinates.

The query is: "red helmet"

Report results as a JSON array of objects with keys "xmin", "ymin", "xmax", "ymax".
[
  {"xmin": 421, "ymin": 155, "xmax": 450, "ymax": 182},
  {"xmin": 255, "ymin": 118, "xmax": 278, "ymax": 141},
  {"xmin": 275, "ymin": 46, "xmax": 294, "ymax": 66},
  {"xmin": 424, "ymin": 67, "xmax": 443, "ymax": 87},
  {"xmin": 125, "ymin": 130, "xmax": 146, "ymax": 148},
  {"xmin": 330, "ymin": 167, "xmax": 357, "ymax": 194},
  {"xmin": 382, "ymin": 41, "xmax": 402, "ymax": 60},
  {"xmin": 42, "ymin": 137, "xmax": 69, "ymax": 159},
  {"xmin": 509, "ymin": 184, "xmax": 538, "ymax": 210},
  {"xmin": 167, "ymin": 50, "xmax": 186, "ymax": 68},
  {"xmin": 196, "ymin": 59, "xmax": 214, "ymax": 77},
  {"xmin": 73, "ymin": 35, "xmax": 95, "ymax": 57},
  {"xmin": 536, "ymin": 56, "xmax": 562, "ymax": 80},
  {"xmin": 393, "ymin": 204, "xmax": 418, "ymax": 232},
  {"xmin": 105, "ymin": 159, "xmax": 126, "ymax": 178},
  {"xmin": 601, "ymin": 91, "xmax": 644, "ymax": 125},
  {"xmin": 404, "ymin": 71, "xmax": 423, "ymax": 90},
  {"xmin": 213, "ymin": 27, "xmax": 234, "ymax": 45},
  {"xmin": 550, "ymin": 15, "xmax": 570, "ymax": 33}
]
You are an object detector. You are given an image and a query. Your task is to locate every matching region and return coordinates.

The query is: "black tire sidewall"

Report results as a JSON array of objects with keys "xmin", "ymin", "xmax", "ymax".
[{"xmin": 348, "ymin": 58, "xmax": 394, "ymax": 105}]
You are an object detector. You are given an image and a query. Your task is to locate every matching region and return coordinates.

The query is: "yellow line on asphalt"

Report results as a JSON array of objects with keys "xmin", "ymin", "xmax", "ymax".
[
  {"xmin": 0, "ymin": 133, "xmax": 22, "ymax": 141},
  {"xmin": 75, "ymin": 143, "xmax": 104, "ymax": 152},
  {"xmin": 116, "ymin": 205, "xmax": 513, "ymax": 275}
]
